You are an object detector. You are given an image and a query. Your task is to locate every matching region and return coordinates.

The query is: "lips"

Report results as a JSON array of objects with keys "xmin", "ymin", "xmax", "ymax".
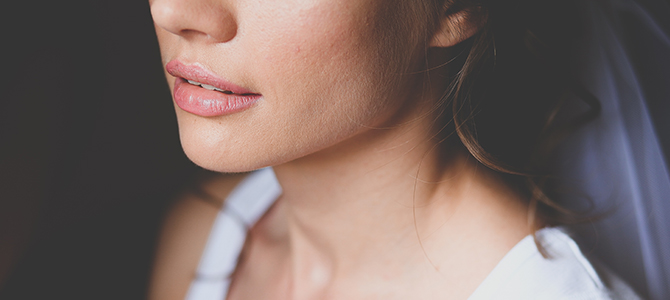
[{"xmin": 166, "ymin": 60, "xmax": 261, "ymax": 117}]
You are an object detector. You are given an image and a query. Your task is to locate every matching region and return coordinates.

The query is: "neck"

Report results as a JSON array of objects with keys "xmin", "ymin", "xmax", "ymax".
[{"xmin": 263, "ymin": 115, "xmax": 531, "ymax": 297}]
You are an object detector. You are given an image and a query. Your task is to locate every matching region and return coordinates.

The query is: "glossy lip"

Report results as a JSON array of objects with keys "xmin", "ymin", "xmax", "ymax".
[{"xmin": 166, "ymin": 60, "xmax": 261, "ymax": 117}]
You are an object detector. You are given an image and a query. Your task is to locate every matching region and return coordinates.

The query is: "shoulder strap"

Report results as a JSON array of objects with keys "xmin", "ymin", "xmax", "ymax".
[{"xmin": 185, "ymin": 168, "xmax": 281, "ymax": 300}]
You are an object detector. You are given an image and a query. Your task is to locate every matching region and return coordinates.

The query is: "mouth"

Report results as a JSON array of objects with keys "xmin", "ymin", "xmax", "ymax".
[
  {"xmin": 166, "ymin": 60, "xmax": 262, "ymax": 117},
  {"xmin": 183, "ymin": 79, "xmax": 257, "ymax": 96},
  {"xmin": 165, "ymin": 60, "xmax": 260, "ymax": 96}
]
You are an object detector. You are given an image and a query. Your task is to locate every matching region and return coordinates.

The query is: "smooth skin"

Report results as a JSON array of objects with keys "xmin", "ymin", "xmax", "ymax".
[{"xmin": 149, "ymin": 0, "xmax": 532, "ymax": 299}]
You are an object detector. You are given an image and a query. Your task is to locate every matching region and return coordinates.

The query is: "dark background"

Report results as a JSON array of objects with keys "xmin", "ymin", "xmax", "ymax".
[
  {"xmin": 0, "ymin": 0, "xmax": 669, "ymax": 299},
  {"xmin": 0, "ymin": 1, "xmax": 200, "ymax": 299}
]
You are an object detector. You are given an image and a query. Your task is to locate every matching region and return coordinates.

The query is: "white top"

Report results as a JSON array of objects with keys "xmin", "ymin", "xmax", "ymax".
[
  {"xmin": 468, "ymin": 228, "xmax": 640, "ymax": 300},
  {"xmin": 185, "ymin": 168, "xmax": 640, "ymax": 300}
]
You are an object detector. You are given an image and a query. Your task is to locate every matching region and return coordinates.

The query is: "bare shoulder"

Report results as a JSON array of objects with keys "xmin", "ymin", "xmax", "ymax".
[{"xmin": 148, "ymin": 172, "xmax": 249, "ymax": 300}]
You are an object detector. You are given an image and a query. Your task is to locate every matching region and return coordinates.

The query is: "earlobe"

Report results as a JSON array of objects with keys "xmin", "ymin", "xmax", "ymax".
[{"xmin": 429, "ymin": 8, "xmax": 486, "ymax": 48}]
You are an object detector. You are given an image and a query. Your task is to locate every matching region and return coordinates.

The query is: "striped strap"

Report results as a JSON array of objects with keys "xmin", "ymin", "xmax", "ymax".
[{"xmin": 185, "ymin": 168, "xmax": 281, "ymax": 300}]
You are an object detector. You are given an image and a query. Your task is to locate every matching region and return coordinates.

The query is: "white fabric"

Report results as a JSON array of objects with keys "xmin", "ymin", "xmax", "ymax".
[
  {"xmin": 556, "ymin": 1, "xmax": 670, "ymax": 299},
  {"xmin": 225, "ymin": 168, "xmax": 283, "ymax": 226},
  {"xmin": 183, "ymin": 1, "xmax": 670, "ymax": 298},
  {"xmin": 468, "ymin": 228, "xmax": 639, "ymax": 300},
  {"xmin": 185, "ymin": 168, "xmax": 281, "ymax": 300},
  {"xmin": 185, "ymin": 168, "xmax": 637, "ymax": 300}
]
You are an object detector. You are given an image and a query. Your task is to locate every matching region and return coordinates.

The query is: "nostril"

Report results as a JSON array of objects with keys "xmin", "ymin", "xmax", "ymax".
[{"xmin": 207, "ymin": 13, "xmax": 238, "ymax": 42}]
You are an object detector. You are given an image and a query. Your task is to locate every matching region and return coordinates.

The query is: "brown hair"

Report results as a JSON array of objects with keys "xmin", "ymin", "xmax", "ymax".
[{"xmin": 429, "ymin": 0, "xmax": 599, "ymax": 230}]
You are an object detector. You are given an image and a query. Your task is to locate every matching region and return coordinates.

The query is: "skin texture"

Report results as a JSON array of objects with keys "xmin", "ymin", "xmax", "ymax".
[
  {"xmin": 152, "ymin": 0, "xmax": 429, "ymax": 172},
  {"xmin": 150, "ymin": 0, "xmax": 532, "ymax": 299}
]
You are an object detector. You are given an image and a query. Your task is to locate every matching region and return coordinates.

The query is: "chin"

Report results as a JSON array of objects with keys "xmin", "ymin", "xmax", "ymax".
[
  {"xmin": 179, "ymin": 139, "xmax": 268, "ymax": 174},
  {"xmin": 177, "ymin": 124, "xmax": 309, "ymax": 174},
  {"xmin": 182, "ymin": 147, "xmax": 273, "ymax": 174},
  {"xmin": 177, "ymin": 129, "xmax": 261, "ymax": 174}
]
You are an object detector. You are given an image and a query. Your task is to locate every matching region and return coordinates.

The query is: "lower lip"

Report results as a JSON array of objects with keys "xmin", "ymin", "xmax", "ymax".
[{"xmin": 173, "ymin": 78, "xmax": 262, "ymax": 117}]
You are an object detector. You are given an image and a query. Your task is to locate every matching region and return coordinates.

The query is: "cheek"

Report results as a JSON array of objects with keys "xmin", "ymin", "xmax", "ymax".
[
  {"xmin": 169, "ymin": 1, "xmax": 424, "ymax": 172},
  {"xmin": 248, "ymin": 2, "xmax": 403, "ymax": 133}
]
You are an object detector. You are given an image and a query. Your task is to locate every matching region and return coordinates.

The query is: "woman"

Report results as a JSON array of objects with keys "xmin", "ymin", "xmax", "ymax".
[{"xmin": 147, "ymin": 0, "xmax": 641, "ymax": 299}]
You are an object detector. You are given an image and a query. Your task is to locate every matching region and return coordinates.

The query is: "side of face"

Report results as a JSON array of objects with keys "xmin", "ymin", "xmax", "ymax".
[{"xmin": 150, "ymin": 0, "xmax": 470, "ymax": 172}]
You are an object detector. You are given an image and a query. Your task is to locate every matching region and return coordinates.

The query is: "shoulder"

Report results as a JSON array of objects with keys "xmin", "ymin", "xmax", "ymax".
[
  {"xmin": 468, "ymin": 228, "xmax": 641, "ymax": 300},
  {"xmin": 148, "ymin": 171, "xmax": 249, "ymax": 300}
]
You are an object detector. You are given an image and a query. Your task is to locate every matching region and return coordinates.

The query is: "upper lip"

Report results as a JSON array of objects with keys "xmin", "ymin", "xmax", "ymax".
[{"xmin": 165, "ymin": 60, "xmax": 258, "ymax": 95}]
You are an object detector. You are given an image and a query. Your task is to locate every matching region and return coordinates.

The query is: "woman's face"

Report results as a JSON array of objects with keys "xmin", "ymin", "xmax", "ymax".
[{"xmin": 151, "ymin": 0, "xmax": 435, "ymax": 172}]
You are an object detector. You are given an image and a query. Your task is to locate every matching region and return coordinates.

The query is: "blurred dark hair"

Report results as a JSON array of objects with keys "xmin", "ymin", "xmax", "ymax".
[{"xmin": 432, "ymin": 0, "xmax": 599, "ymax": 230}]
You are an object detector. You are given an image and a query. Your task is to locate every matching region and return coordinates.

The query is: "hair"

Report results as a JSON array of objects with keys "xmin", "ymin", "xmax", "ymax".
[
  {"xmin": 425, "ymin": 0, "xmax": 600, "ymax": 232},
  {"xmin": 186, "ymin": 0, "xmax": 599, "ymax": 237}
]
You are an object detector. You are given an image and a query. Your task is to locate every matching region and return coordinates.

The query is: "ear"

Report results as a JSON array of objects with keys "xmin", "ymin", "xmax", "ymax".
[{"xmin": 430, "ymin": 7, "xmax": 487, "ymax": 48}]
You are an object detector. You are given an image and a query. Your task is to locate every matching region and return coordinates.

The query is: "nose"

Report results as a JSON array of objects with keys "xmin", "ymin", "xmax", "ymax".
[{"xmin": 150, "ymin": 0, "xmax": 238, "ymax": 43}]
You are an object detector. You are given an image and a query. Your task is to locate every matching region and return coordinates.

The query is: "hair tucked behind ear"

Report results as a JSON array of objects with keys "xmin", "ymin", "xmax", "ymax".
[{"xmin": 431, "ymin": 0, "xmax": 599, "ymax": 232}]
